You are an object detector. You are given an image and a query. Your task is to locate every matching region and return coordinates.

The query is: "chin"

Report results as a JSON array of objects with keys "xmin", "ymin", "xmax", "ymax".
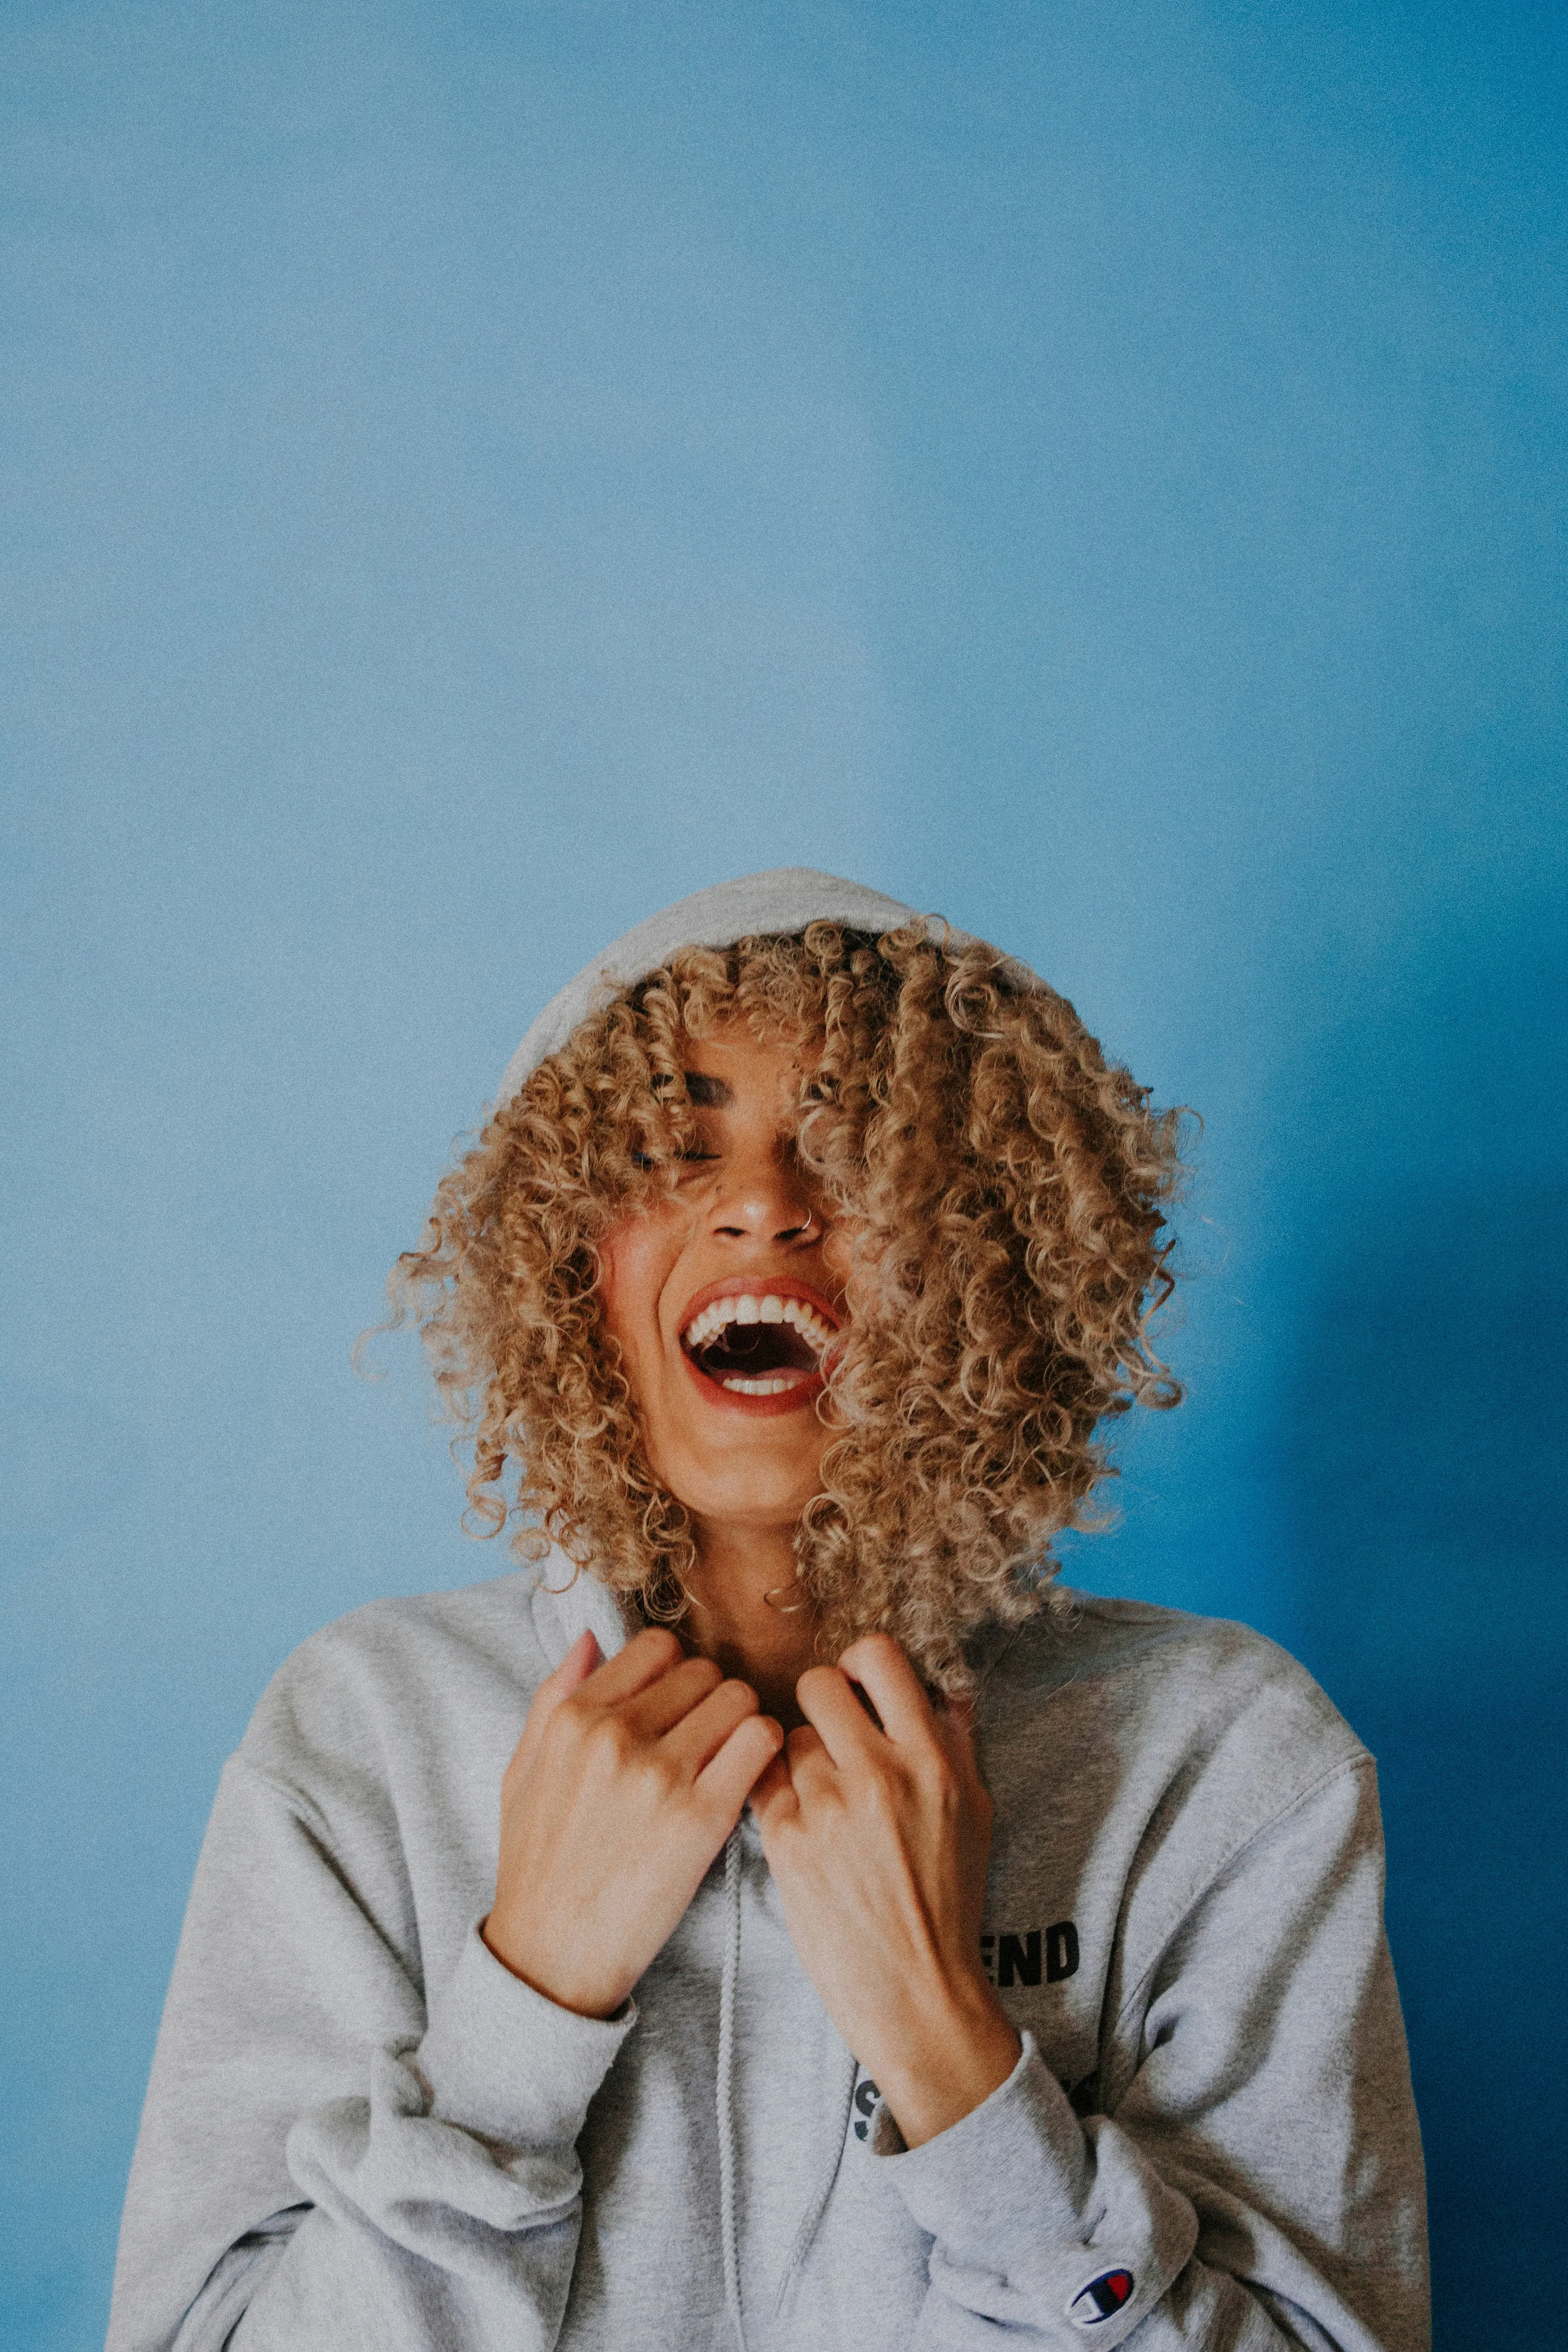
[{"xmin": 668, "ymin": 1448, "xmax": 824, "ymax": 1529}]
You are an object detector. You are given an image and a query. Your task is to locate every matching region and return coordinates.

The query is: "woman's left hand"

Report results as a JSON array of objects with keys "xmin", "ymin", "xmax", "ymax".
[{"xmin": 750, "ymin": 1634, "xmax": 1022, "ymax": 2149}]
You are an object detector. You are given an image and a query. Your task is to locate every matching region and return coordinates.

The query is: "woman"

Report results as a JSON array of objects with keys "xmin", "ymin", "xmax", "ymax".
[{"xmin": 109, "ymin": 870, "xmax": 1428, "ymax": 2351}]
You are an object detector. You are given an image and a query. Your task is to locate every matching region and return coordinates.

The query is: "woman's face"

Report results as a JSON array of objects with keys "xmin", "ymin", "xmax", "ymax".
[{"xmin": 598, "ymin": 1024, "xmax": 845, "ymax": 1542}]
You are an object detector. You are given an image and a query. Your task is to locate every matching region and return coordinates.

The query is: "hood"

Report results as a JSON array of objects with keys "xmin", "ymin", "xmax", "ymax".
[
  {"xmin": 495, "ymin": 865, "xmax": 1037, "ymax": 1107},
  {"xmin": 530, "ymin": 1562, "xmax": 634, "ymax": 1671}
]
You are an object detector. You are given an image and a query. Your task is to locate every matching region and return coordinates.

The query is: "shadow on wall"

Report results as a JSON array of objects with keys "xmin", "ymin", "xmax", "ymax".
[{"xmin": 1281, "ymin": 1162, "xmax": 1567, "ymax": 2337}]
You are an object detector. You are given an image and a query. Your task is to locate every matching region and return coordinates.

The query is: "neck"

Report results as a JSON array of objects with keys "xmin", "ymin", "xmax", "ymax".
[{"xmin": 681, "ymin": 1517, "xmax": 821, "ymax": 1729}]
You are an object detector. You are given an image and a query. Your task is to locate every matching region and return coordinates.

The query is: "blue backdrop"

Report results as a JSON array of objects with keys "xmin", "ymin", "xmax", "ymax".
[{"xmin": 3, "ymin": 5, "xmax": 1563, "ymax": 2344}]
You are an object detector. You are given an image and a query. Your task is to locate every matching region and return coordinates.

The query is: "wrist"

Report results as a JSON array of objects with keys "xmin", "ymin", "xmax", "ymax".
[
  {"xmin": 869, "ymin": 1975, "xmax": 1022, "ymax": 2150},
  {"xmin": 480, "ymin": 1914, "xmax": 630, "ymax": 2022}
]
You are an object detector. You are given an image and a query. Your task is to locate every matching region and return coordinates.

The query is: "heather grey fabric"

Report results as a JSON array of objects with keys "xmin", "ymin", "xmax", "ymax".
[
  {"xmin": 491, "ymin": 866, "xmax": 1037, "ymax": 1107},
  {"xmin": 108, "ymin": 1571, "xmax": 1429, "ymax": 2352},
  {"xmin": 109, "ymin": 875, "xmax": 1428, "ymax": 2349}
]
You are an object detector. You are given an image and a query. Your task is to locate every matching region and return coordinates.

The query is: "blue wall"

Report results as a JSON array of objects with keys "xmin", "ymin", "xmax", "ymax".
[{"xmin": 3, "ymin": 5, "xmax": 1563, "ymax": 2342}]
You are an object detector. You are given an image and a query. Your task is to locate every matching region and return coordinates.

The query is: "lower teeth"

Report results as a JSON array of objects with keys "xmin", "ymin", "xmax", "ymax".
[{"xmin": 722, "ymin": 1374, "xmax": 807, "ymax": 1395}]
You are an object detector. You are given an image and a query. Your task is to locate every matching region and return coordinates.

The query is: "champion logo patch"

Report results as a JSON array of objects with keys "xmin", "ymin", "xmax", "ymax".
[{"xmin": 1067, "ymin": 2267, "xmax": 1135, "ymax": 2326}]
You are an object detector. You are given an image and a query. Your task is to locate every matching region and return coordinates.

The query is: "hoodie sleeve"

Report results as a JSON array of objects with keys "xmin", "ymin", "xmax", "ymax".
[
  {"xmin": 107, "ymin": 1754, "xmax": 634, "ymax": 2352},
  {"xmin": 873, "ymin": 1757, "xmax": 1429, "ymax": 2351}
]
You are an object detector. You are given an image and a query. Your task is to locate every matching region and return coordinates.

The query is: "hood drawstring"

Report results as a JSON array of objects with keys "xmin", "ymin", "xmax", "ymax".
[
  {"xmin": 717, "ymin": 1826, "xmax": 749, "ymax": 2352},
  {"xmin": 773, "ymin": 2045, "xmax": 858, "ymax": 2323},
  {"xmin": 716, "ymin": 1826, "xmax": 863, "ymax": 2351}
]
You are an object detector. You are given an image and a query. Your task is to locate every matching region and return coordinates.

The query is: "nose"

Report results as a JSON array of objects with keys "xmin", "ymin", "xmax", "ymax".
[{"xmin": 708, "ymin": 1139, "xmax": 818, "ymax": 1245}]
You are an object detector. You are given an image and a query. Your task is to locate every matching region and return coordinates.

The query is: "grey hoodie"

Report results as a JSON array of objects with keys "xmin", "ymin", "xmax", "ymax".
[{"xmin": 108, "ymin": 874, "xmax": 1429, "ymax": 2352}]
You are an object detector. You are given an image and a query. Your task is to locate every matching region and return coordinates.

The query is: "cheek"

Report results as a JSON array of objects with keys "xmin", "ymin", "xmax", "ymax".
[{"xmin": 597, "ymin": 1210, "xmax": 682, "ymax": 1380}]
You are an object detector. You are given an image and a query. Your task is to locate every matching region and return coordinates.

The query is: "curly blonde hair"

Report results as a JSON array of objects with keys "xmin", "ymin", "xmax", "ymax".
[{"xmin": 392, "ymin": 920, "xmax": 1186, "ymax": 1693}]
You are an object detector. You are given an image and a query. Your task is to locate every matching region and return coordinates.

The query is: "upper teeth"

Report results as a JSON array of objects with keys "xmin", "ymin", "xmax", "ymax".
[{"xmin": 682, "ymin": 1293, "xmax": 837, "ymax": 1354}]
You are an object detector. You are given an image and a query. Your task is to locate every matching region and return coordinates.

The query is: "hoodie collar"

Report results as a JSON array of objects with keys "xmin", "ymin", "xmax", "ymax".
[{"xmin": 528, "ymin": 1555, "xmax": 637, "ymax": 1671}]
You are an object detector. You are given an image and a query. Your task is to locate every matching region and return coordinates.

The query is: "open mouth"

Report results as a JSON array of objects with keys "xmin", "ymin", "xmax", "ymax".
[{"xmin": 680, "ymin": 1286, "xmax": 840, "ymax": 1403}]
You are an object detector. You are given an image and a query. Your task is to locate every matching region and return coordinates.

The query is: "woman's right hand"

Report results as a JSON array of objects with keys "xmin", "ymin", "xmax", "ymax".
[{"xmin": 483, "ymin": 1626, "xmax": 782, "ymax": 2018}]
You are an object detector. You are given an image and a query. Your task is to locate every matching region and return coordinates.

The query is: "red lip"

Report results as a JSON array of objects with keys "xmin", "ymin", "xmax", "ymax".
[{"xmin": 675, "ymin": 1274, "xmax": 843, "ymax": 1419}]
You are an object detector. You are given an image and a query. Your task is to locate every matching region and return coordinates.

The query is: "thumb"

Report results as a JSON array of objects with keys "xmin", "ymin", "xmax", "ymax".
[{"xmin": 935, "ymin": 1693, "xmax": 983, "ymax": 1782}]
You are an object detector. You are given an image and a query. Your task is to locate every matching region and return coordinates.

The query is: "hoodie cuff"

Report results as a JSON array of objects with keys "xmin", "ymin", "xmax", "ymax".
[
  {"xmin": 871, "ymin": 2033, "xmax": 1088, "ymax": 2237},
  {"xmin": 872, "ymin": 2035, "xmax": 1196, "ymax": 2347},
  {"xmin": 416, "ymin": 1921, "xmax": 636, "ymax": 2152}
]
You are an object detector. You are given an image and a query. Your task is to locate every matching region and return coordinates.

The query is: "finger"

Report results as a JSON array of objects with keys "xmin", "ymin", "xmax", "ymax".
[
  {"xmin": 943, "ymin": 1694, "xmax": 976, "ymax": 1741},
  {"xmin": 934, "ymin": 1693, "xmax": 980, "ymax": 1776},
  {"xmin": 576, "ymin": 1624, "xmax": 687, "ymax": 1707},
  {"xmin": 526, "ymin": 1630, "xmax": 602, "ymax": 1732},
  {"xmin": 780, "ymin": 1722, "xmax": 836, "ymax": 1795},
  {"xmin": 747, "ymin": 1749, "xmax": 796, "ymax": 1828},
  {"xmin": 662, "ymin": 1676, "xmax": 761, "ymax": 1777},
  {"xmin": 795, "ymin": 1665, "xmax": 884, "ymax": 1767},
  {"xmin": 837, "ymin": 1634, "xmax": 938, "ymax": 1749},
  {"xmin": 693, "ymin": 1712, "xmax": 784, "ymax": 1820},
  {"xmin": 936, "ymin": 1701, "xmax": 993, "ymax": 1824},
  {"xmin": 621, "ymin": 1652, "xmax": 725, "ymax": 1739}
]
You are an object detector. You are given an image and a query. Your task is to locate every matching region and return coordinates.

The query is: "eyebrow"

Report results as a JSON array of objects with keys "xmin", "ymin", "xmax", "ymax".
[{"xmin": 683, "ymin": 1071, "xmax": 734, "ymax": 1107}]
